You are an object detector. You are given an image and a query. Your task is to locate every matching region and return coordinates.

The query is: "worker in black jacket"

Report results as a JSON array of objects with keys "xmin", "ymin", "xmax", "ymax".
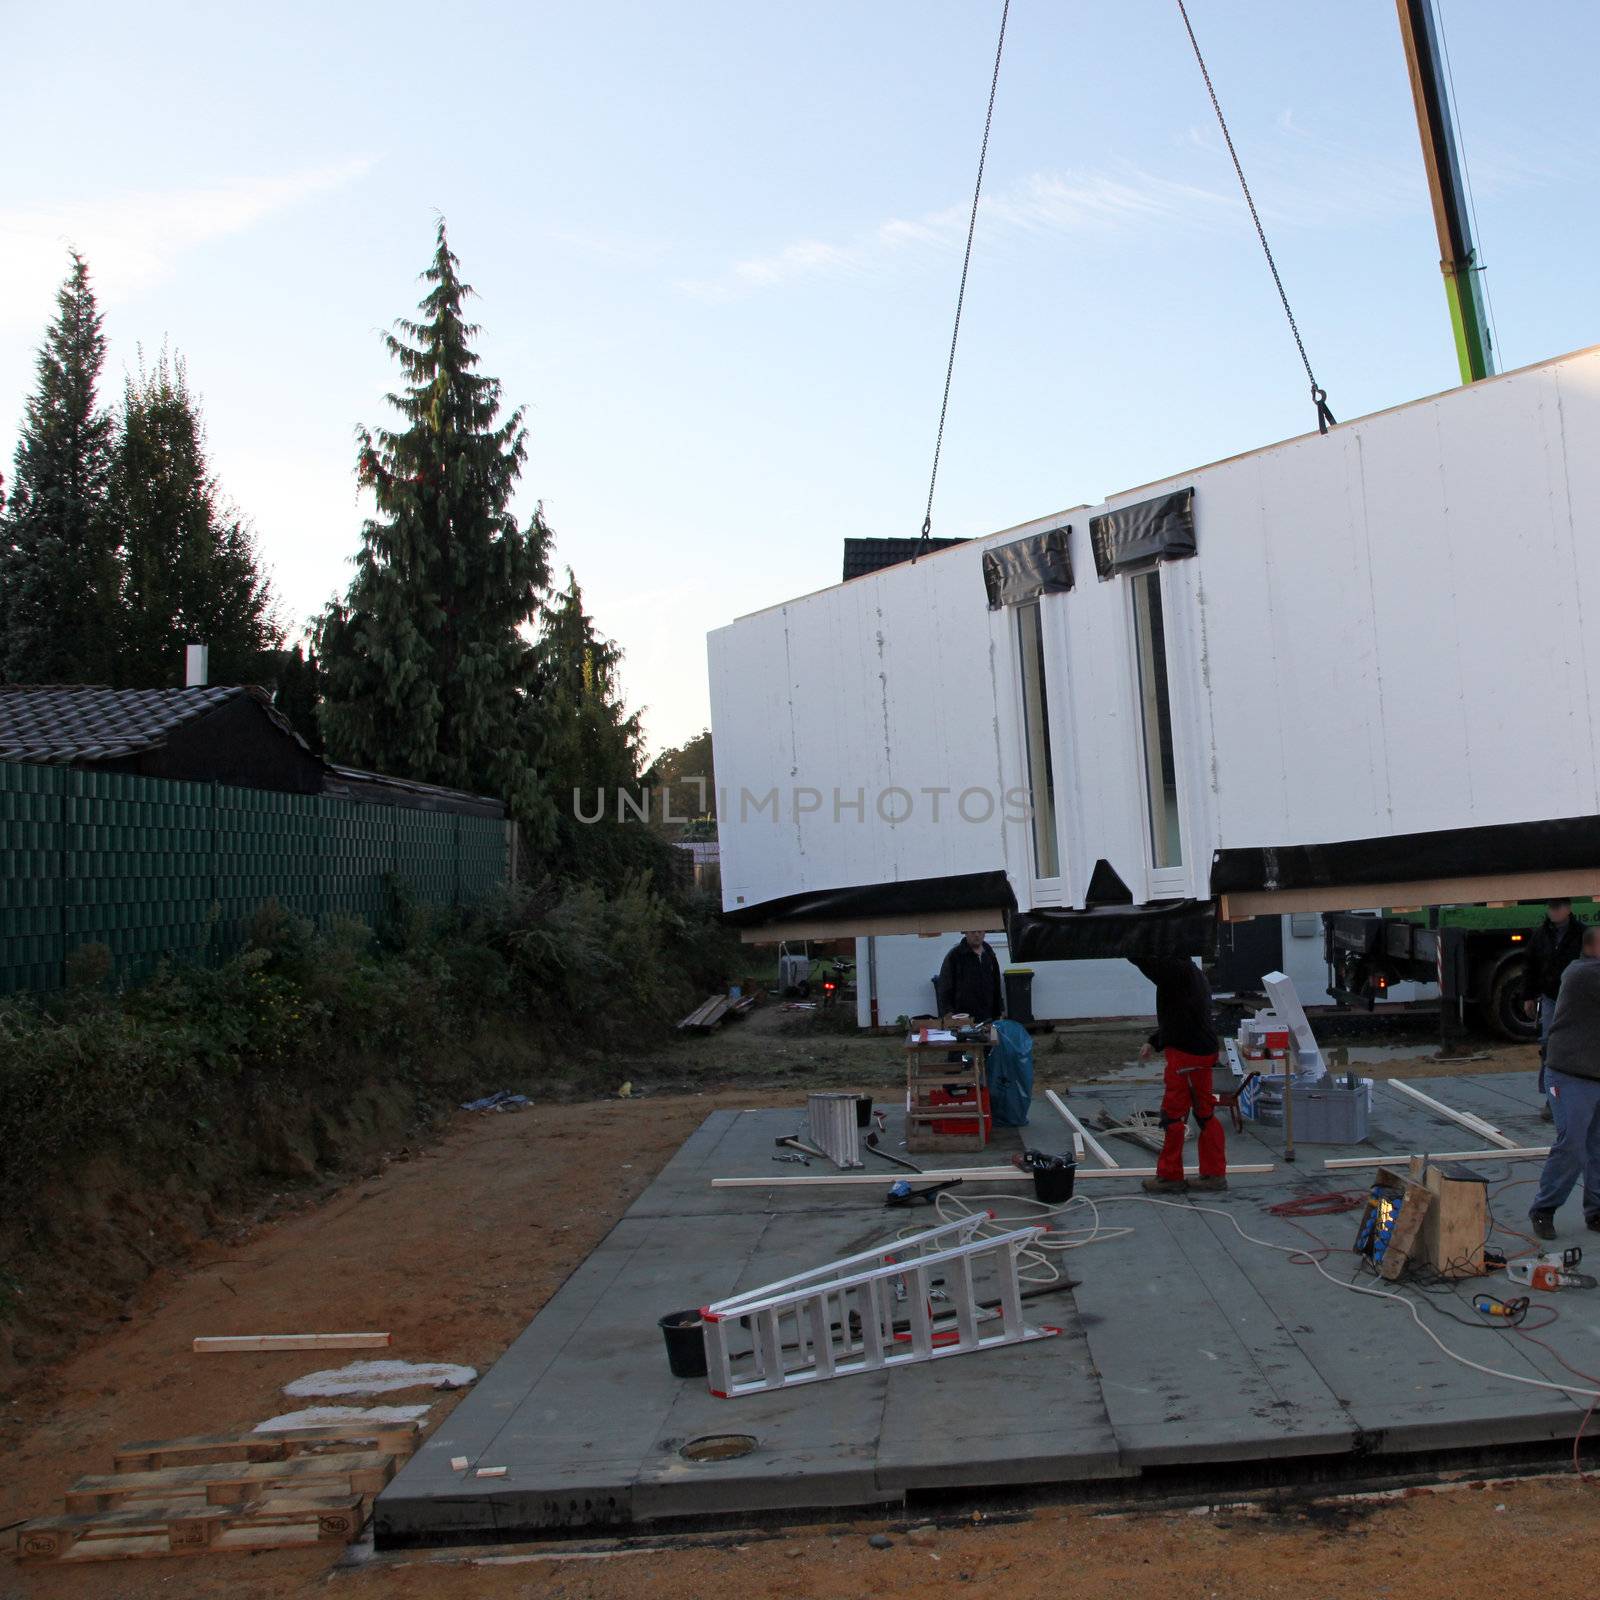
[
  {"xmin": 936, "ymin": 932, "xmax": 1005, "ymax": 1022},
  {"xmin": 1526, "ymin": 899, "xmax": 1585, "ymax": 1120},
  {"xmin": 1131, "ymin": 956, "xmax": 1226, "ymax": 1195}
]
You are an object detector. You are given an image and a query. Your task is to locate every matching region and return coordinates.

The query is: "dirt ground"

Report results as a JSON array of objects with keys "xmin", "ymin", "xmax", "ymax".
[{"xmin": 0, "ymin": 1003, "xmax": 1577, "ymax": 1600}]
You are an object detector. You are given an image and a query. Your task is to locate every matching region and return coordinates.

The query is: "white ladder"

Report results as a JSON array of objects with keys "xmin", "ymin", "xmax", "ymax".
[{"xmin": 700, "ymin": 1217, "xmax": 1061, "ymax": 1398}]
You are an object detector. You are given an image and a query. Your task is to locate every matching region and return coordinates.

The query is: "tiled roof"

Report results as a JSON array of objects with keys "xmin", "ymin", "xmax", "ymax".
[
  {"xmin": 0, "ymin": 684, "xmax": 308, "ymax": 764},
  {"xmin": 841, "ymin": 536, "xmax": 967, "ymax": 583}
]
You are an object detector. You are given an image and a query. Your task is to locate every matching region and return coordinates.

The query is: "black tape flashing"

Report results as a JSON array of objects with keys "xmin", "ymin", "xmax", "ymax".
[
  {"xmin": 1210, "ymin": 814, "xmax": 1600, "ymax": 894},
  {"xmin": 982, "ymin": 526, "xmax": 1073, "ymax": 609},
  {"xmin": 721, "ymin": 869, "xmax": 1015, "ymax": 929},
  {"xmin": 1006, "ymin": 900, "xmax": 1217, "ymax": 962},
  {"xmin": 1089, "ymin": 489, "xmax": 1195, "ymax": 580}
]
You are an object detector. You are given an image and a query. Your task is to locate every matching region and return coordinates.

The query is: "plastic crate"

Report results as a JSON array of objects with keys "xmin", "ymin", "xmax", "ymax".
[{"xmin": 1289, "ymin": 1082, "xmax": 1370, "ymax": 1144}]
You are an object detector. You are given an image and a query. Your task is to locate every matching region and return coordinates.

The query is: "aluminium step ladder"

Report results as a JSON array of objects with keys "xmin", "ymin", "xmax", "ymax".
[{"xmin": 700, "ymin": 1216, "xmax": 1061, "ymax": 1398}]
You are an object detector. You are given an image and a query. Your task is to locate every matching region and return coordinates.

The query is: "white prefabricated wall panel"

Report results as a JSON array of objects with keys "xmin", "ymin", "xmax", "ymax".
[
  {"xmin": 712, "ymin": 346, "xmax": 1600, "ymax": 923},
  {"xmin": 1175, "ymin": 351, "xmax": 1600, "ymax": 854},
  {"xmin": 709, "ymin": 518, "xmax": 1072, "ymax": 917}
]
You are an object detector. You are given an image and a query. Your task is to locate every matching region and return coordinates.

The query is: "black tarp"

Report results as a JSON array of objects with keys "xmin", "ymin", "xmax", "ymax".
[
  {"xmin": 1210, "ymin": 814, "xmax": 1600, "ymax": 894},
  {"xmin": 1089, "ymin": 489, "xmax": 1195, "ymax": 580},
  {"xmin": 1006, "ymin": 900, "xmax": 1217, "ymax": 962},
  {"xmin": 982, "ymin": 526, "xmax": 1073, "ymax": 609},
  {"xmin": 721, "ymin": 869, "xmax": 1014, "ymax": 929}
]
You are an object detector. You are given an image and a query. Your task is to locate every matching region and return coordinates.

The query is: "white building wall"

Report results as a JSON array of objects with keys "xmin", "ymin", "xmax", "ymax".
[{"xmin": 855, "ymin": 916, "xmax": 1431, "ymax": 1028}]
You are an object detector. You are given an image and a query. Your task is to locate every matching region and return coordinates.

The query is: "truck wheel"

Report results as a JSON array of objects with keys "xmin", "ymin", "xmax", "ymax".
[{"xmin": 1485, "ymin": 957, "xmax": 1538, "ymax": 1043}]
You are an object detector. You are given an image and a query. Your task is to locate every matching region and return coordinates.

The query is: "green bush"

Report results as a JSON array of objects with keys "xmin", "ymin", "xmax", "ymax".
[{"xmin": 0, "ymin": 874, "xmax": 742, "ymax": 1214}]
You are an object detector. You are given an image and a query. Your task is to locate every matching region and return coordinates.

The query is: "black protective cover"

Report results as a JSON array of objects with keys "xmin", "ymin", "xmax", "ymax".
[
  {"xmin": 1089, "ymin": 489, "xmax": 1195, "ymax": 579},
  {"xmin": 982, "ymin": 526, "xmax": 1074, "ymax": 609},
  {"xmin": 722, "ymin": 869, "xmax": 1014, "ymax": 929},
  {"xmin": 1006, "ymin": 899, "xmax": 1217, "ymax": 962},
  {"xmin": 1209, "ymin": 814, "xmax": 1600, "ymax": 894}
]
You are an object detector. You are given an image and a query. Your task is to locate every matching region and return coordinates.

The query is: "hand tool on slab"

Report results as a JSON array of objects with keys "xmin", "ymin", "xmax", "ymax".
[
  {"xmin": 775, "ymin": 1135, "xmax": 827, "ymax": 1161},
  {"xmin": 884, "ymin": 1178, "xmax": 964, "ymax": 1209},
  {"xmin": 862, "ymin": 1132, "xmax": 923, "ymax": 1173}
]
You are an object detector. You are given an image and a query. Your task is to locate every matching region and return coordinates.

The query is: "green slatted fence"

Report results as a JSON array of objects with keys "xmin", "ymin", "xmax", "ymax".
[{"xmin": 0, "ymin": 760, "xmax": 510, "ymax": 996}]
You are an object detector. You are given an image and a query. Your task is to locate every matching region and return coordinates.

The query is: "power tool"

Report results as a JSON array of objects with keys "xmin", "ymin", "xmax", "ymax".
[{"xmin": 1507, "ymin": 1246, "xmax": 1596, "ymax": 1291}]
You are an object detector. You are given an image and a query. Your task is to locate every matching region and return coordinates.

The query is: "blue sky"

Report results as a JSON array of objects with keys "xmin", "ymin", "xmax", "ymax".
[{"xmin": 3, "ymin": 1, "xmax": 1597, "ymax": 755}]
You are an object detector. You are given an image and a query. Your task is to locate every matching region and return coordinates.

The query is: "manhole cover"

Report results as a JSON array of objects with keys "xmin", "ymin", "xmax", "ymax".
[{"xmin": 680, "ymin": 1434, "xmax": 758, "ymax": 1463}]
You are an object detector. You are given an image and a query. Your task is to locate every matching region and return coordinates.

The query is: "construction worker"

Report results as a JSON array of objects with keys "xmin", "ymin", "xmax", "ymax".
[
  {"xmin": 1524, "ymin": 898, "xmax": 1585, "ymax": 1122},
  {"xmin": 936, "ymin": 931, "xmax": 1005, "ymax": 1022},
  {"xmin": 1528, "ymin": 923, "xmax": 1600, "ymax": 1240},
  {"xmin": 1132, "ymin": 956, "xmax": 1226, "ymax": 1195}
]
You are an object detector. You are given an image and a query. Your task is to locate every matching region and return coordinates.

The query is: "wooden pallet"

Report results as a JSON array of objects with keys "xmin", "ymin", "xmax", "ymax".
[
  {"xmin": 115, "ymin": 1418, "xmax": 420, "ymax": 1471},
  {"xmin": 65, "ymin": 1449, "xmax": 396, "ymax": 1513},
  {"xmin": 677, "ymin": 995, "xmax": 726, "ymax": 1031},
  {"xmin": 16, "ymin": 1491, "xmax": 364, "ymax": 1564},
  {"xmin": 14, "ymin": 1421, "xmax": 420, "ymax": 1565}
]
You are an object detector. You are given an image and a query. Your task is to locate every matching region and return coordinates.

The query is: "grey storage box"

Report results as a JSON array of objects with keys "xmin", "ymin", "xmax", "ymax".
[{"xmin": 1242, "ymin": 1072, "xmax": 1371, "ymax": 1143}]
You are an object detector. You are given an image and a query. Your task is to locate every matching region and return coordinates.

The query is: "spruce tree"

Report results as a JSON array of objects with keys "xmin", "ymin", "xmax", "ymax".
[
  {"xmin": 109, "ymin": 349, "xmax": 280, "ymax": 687},
  {"xmin": 316, "ymin": 221, "xmax": 553, "ymax": 834},
  {"xmin": 0, "ymin": 252, "xmax": 118, "ymax": 684}
]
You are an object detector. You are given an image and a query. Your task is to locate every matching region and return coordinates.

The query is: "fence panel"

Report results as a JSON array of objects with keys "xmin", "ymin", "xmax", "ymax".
[{"xmin": 0, "ymin": 760, "xmax": 509, "ymax": 995}]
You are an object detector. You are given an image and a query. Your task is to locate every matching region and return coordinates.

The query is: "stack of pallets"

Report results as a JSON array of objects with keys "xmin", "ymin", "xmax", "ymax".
[{"xmin": 13, "ymin": 1418, "xmax": 419, "ymax": 1566}]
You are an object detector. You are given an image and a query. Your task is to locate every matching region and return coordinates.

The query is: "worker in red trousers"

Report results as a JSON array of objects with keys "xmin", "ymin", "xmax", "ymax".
[{"xmin": 1130, "ymin": 956, "xmax": 1227, "ymax": 1194}]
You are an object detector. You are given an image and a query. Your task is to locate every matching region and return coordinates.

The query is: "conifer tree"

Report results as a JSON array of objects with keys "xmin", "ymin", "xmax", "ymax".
[
  {"xmin": 109, "ymin": 349, "xmax": 280, "ymax": 687},
  {"xmin": 0, "ymin": 252, "xmax": 119, "ymax": 684},
  {"xmin": 538, "ymin": 569, "xmax": 661, "ymax": 882},
  {"xmin": 316, "ymin": 222, "xmax": 553, "ymax": 834}
]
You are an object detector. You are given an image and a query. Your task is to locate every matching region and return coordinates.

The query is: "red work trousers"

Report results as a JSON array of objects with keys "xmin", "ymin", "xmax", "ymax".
[{"xmin": 1156, "ymin": 1048, "xmax": 1227, "ymax": 1182}]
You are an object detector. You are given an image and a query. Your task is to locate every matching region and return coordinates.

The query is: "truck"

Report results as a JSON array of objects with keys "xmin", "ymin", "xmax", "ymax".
[{"xmin": 1323, "ymin": 902, "xmax": 1599, "ymax": 1043}]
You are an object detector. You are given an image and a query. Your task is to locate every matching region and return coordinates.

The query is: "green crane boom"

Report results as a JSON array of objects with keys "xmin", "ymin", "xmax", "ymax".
[{"xmin": 1394, "ymin": 0, "xmax": 1495, "ymax": 384}]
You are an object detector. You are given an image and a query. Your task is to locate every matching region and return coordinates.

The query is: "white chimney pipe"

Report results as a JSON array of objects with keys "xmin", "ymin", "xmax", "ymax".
[{"xmin": 185, "ymin": 643, "xmax": 209, "ymax": 688}]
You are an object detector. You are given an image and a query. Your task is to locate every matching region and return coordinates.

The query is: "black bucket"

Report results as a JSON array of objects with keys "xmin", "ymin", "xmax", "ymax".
[
  {"xmin": 660, "ymin": 1309, "xmax": 709, "ymax": 1378},
  {"xmin": 855, "ymin": 1095, "xmax": 873, "ymax": 1128},
  {"xmin": 1030, "ymin": 1158, "xmax": 1076, "ymax": 1205}
]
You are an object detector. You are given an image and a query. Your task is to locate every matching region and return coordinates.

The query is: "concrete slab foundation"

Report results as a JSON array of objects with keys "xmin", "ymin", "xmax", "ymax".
[{"xmin": 376, "ymin": 1070, "xmax": 1593, "ymax": 1544}]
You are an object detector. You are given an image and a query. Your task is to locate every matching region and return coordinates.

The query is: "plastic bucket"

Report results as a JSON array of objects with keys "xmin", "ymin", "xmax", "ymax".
[
  {"xmin": 660, "ymin": 1310, "xmax": 709, "ymax": 1378},
  {"xmin": 1031, "ymin": 1159, "xmax": 1076, "ymax": 1205},
  {"xmin": 855, "ymin": 1095, "xmax": 873, "ymax": 1128}
]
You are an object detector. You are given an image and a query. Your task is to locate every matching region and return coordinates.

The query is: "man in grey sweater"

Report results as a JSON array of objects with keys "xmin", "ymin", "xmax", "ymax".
[{"xmin": 1529, "ymin": 925, "xmax": 1600, "ymax": 1239}]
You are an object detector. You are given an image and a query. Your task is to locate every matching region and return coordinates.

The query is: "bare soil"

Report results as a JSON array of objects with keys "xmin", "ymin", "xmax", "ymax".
[{"xmin": 0, "ymin": 1002, "xmax": 1573, "ymax": 1600}]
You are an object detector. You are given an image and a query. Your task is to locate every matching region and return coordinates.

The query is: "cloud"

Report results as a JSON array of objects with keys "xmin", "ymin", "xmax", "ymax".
[
  {"xmin": 674, "ymin": 163, "xmax": 1241, "ymax": 302},
  {"xmin": 0, "ymin": 158, "xmax": 375, "ymax": 332},
  {"xmin": 676, "ymin": 116, "xmax": 1561, "ymax": 304}
]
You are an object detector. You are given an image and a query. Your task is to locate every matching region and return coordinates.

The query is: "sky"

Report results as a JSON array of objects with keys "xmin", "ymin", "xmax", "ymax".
[{"xmin": 3, "ymin": 1, "xmax": 1598, "ymax": 758}]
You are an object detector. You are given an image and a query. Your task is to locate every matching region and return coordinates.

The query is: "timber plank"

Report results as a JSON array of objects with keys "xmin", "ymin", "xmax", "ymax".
[
  {"xmin": 115, "ymin": 1420, "xmax": 419, "ymax": 1471},
  {"xmin": 67, "ymin": 1450, "xmax": 394, "ymax": 1512}
]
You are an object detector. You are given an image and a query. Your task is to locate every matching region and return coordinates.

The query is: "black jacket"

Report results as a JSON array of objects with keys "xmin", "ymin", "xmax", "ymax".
[
  {"xmin": 936, "ymin": 940, "xmax": 1004, "ymax": 1021},
  {"xmin": 1530, "ymin": 914, "xmax": 1585, "ymax": 1001},
  {"xmin": 1546, "ymin": 957, "xmax": 1600, "ymax": 1081},
  {"xmin": 1132, "ymin": 957, "xmax": 1219, "ymax": 1057}
]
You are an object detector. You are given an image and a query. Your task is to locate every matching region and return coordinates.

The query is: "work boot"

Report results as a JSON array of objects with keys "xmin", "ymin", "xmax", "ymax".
[
  {"xmin": 1190, "ymin": 1175, "xmax": 1229, "ymax": 1193},
  {"xmin": 1142, "ymin": 1176, "xmax": 1188, "ymax": 1195},
  {"xmin": 1530, "ymin": 1210, "xmax": 1557, "ymax": 1241},
  {"xmin": 1587, "ymin": 1216, "xmax": 1600, "ymax": 1234},
  {"xmin": 1541, "ymin": 1101, "xmax": 1554, "ymax": 1123}
]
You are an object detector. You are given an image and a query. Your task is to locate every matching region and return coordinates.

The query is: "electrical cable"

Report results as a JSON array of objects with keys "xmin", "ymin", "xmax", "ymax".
[
  {"xmin": 1092, "ymin": 1192, "xmax": 1600, "ymax": 1406},
  {"xmin": 895, "ymin": 1188, "xmax": 1135, "ymax": 1286},
  {"xmin": 916, "ymin": 0, "xmax": 1010, "ymax": 551},
  {"xmin": 1173, "ymin": 0, "xmax": 1336, "ymax": 435}
]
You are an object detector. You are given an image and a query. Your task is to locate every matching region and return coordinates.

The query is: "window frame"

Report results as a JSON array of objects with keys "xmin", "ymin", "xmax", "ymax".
[
  {"xmin": 1011, "ymin": 597, "xmax": 1067, "ymax": 897},
  {"xmin": 1124, "ymin": 561, "xmax": 1189, "ymax": 899}
]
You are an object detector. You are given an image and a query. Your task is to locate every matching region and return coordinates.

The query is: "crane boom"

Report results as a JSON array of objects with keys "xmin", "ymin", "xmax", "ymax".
[{"xmin": 1394, "ymin": 0, "xmax": 1495, "ymax": 384}]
